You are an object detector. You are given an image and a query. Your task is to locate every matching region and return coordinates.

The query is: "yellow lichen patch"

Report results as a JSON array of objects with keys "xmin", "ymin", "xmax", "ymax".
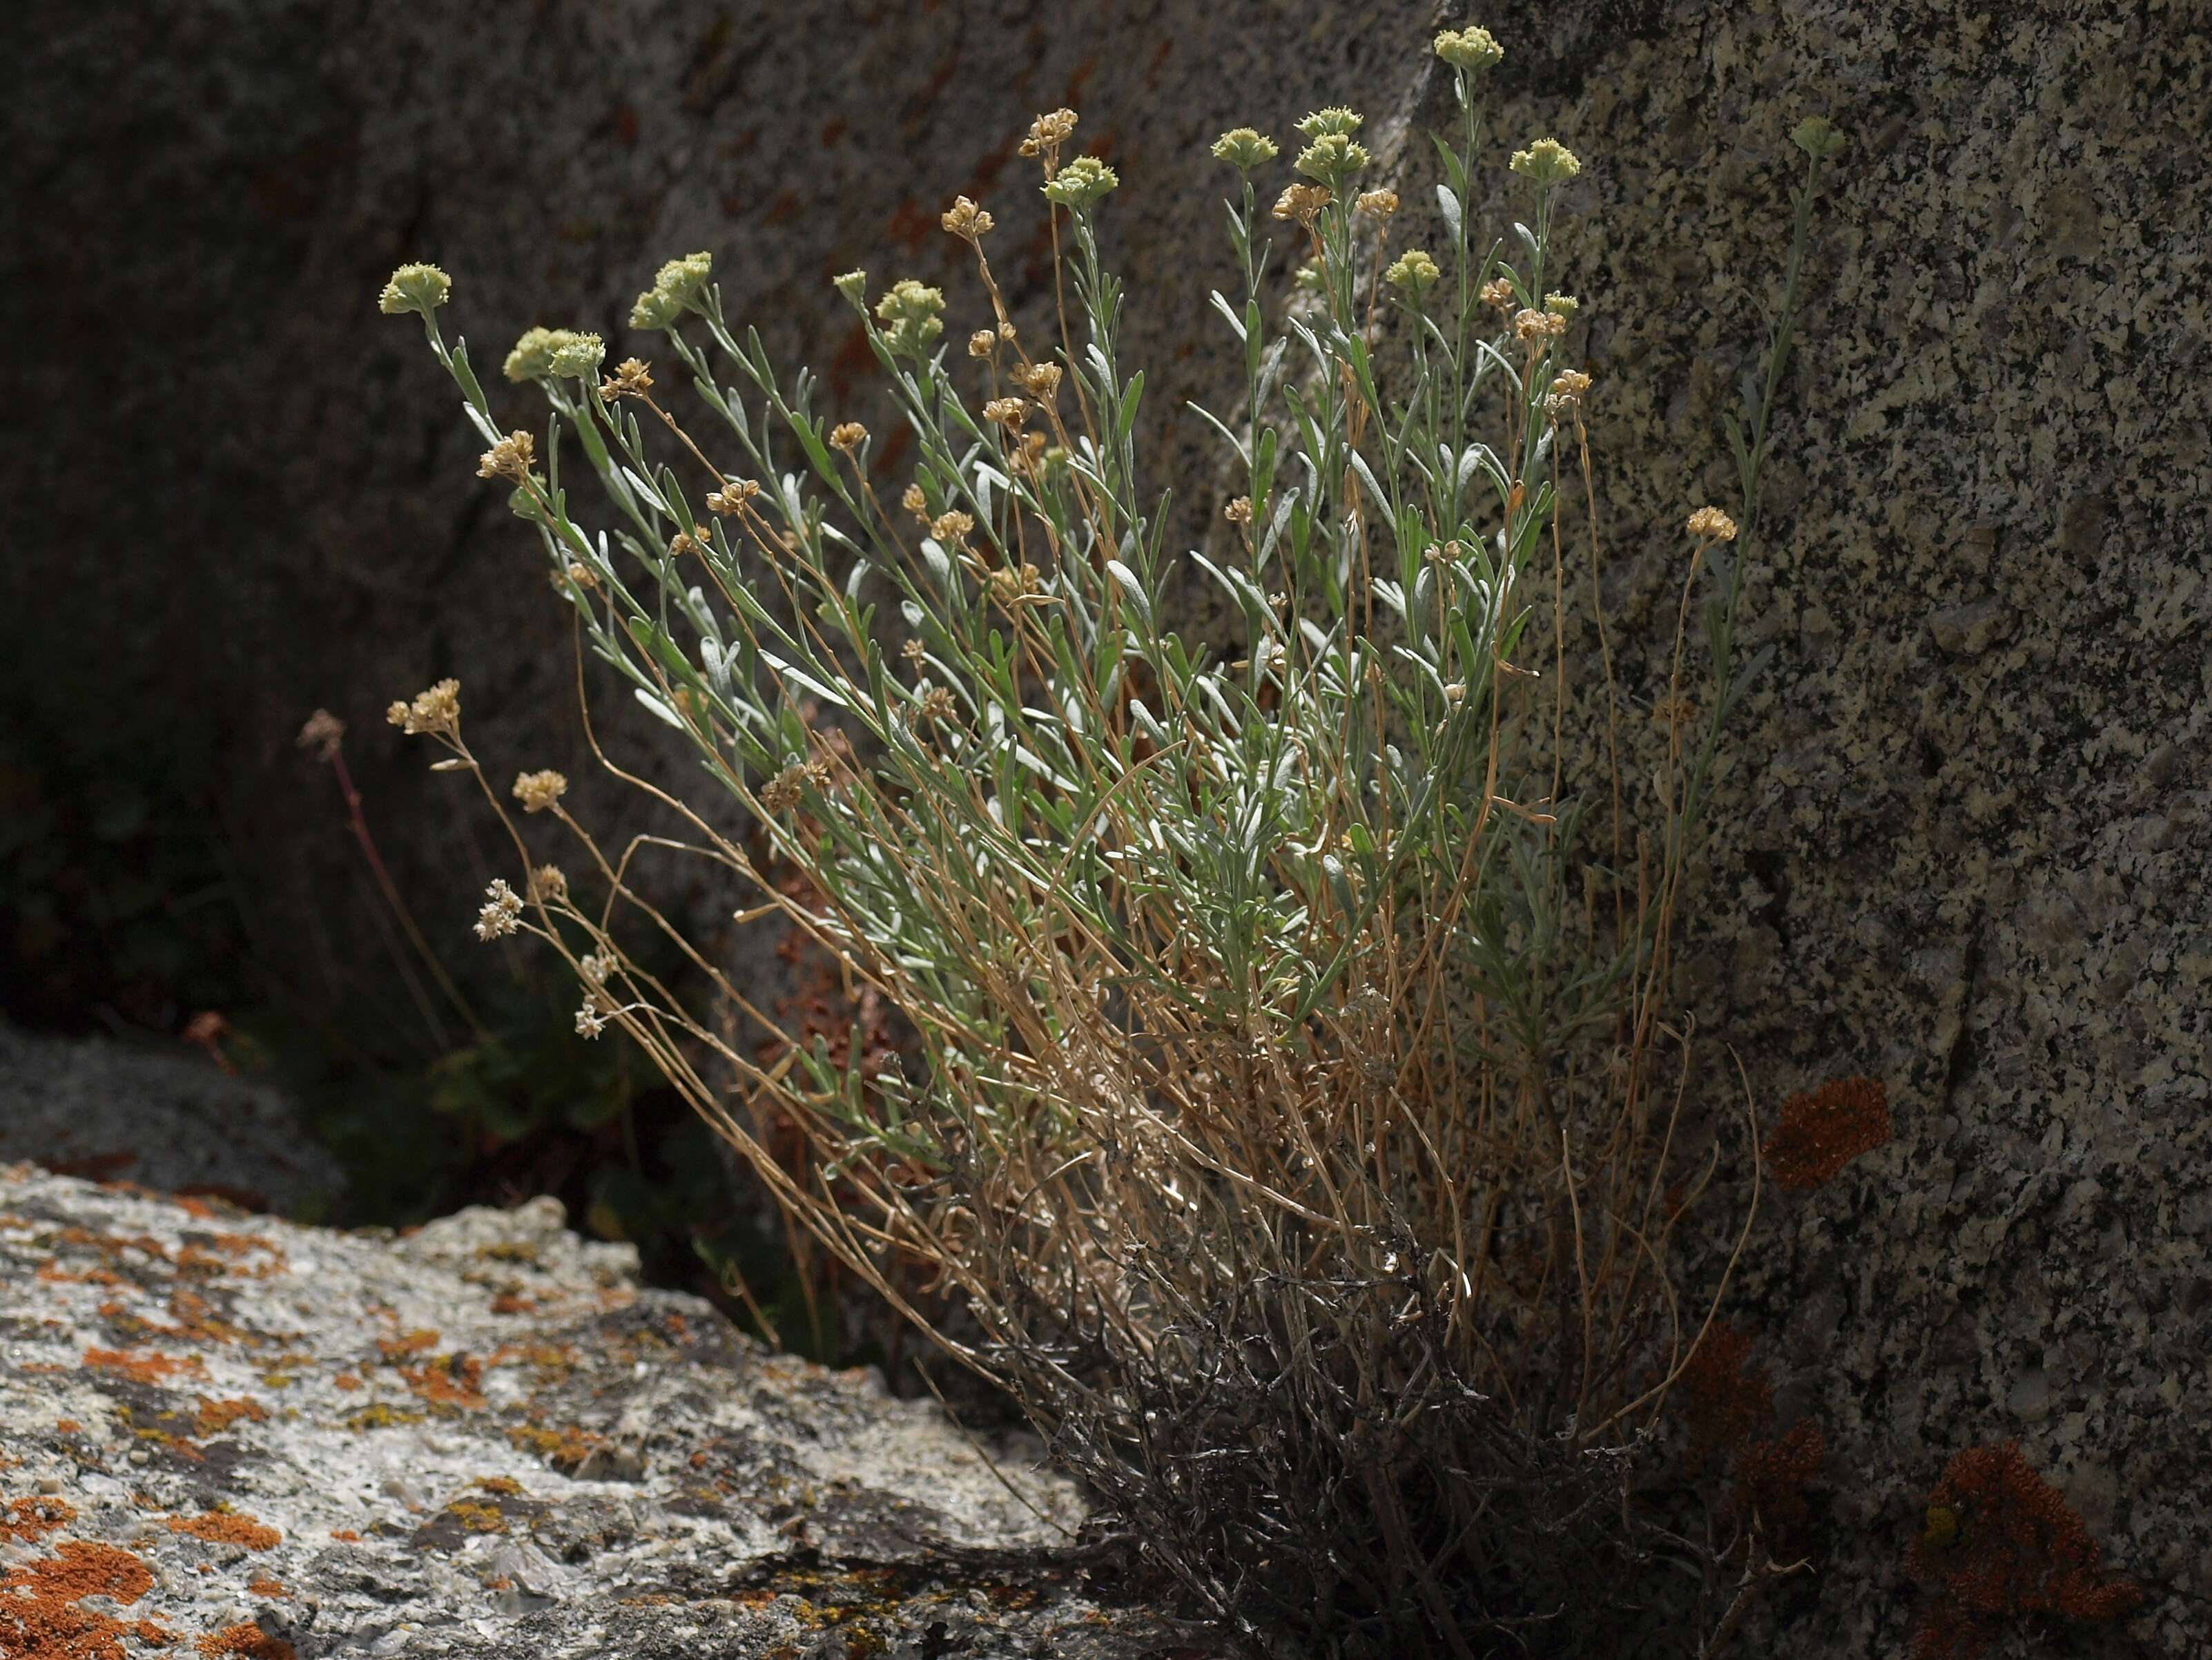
[
  {"xmin": 344, "ymin": 1402, "xmax": 425, "ymax": 1431},
  {"xmin": 441, "ymin": 1498, "xmax": 508, "ymax": 1534},
  {"xmin": 505, "ymin": 1422, "xmax": 600, "ymax": 1472},
  {"xmin": 167, "ymin": 1509, "xmax": 282, "ymax": 1550},
  {"xmin": 474, "ymin": 1477, "xmax": 523, "ymax": 1496}
]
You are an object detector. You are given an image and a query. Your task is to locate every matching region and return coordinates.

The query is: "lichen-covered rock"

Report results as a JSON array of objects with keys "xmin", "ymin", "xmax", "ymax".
[{"xmin": 0, "ymin": 1166, "xmax": 1203, "ymax": 1657}]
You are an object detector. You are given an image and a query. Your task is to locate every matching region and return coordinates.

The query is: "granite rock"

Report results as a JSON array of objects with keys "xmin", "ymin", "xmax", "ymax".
[{"xmin": 0, "ymin": 1165, "xmax": 1204, "ymax": 1657}]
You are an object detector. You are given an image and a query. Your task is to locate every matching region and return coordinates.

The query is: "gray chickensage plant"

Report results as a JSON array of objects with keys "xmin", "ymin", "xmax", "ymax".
[{"xmin": 380, "ymin": 25, "xmax": 1841, "ymax": 1657}]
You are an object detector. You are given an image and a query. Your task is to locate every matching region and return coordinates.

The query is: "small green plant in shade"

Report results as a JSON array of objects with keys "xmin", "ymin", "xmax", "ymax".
[{"xmin": 379, "ymin": 30, "xmax": 1840, "ymax": 1657}]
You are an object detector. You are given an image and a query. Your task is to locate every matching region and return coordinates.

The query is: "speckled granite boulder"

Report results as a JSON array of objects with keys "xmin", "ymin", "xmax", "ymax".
[
  {"xmin": 0, "ymin": 1021, "xmax": 345, "ymax": 1218},
  {"xmin": 0, "ymin": 1166, "xmax": 1203, "ymax": 1657}
]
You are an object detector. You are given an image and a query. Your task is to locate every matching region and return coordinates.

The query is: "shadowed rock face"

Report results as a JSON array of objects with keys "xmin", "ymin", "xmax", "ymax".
[
  {"xmin": 0, "ymin": 1165, "xmax": 1205, "ymax": 1657},
  {"xmin": 6, "ymin": 4, "xmax": 2211, "ymax": 1653}
]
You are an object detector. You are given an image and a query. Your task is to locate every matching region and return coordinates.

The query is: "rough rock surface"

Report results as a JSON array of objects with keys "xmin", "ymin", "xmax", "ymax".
[
  {"xmin": 0, "ymin": 1165, "xmax": 1204, "ymax": 1657},
  {"xmin": 0, "ymin": 1023, "xmax": 345, "ymax": 1219}
]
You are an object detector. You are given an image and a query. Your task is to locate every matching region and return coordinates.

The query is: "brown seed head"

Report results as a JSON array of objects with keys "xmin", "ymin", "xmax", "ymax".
[
  {"xmin": 968, "ymin": 329, "xmax": 999, "ymax": 358},
  {"xmin": 387, "ymin": 679, "xmax": 461, "ymax": 737},
  {"xmin": 1014, "ymin": 361, "xmax": 1062, "ymax": 399},
  {"xmin": 901, "ymin": 481, "xmax": 929, "ymax": 521},
  {"xmin": 982, "ymin": 396, "xmax": 1027, "ymax": 428},
  {"xmin": 706, "ymin": 479, "xmax": 763, "ymax": 515},
  {"xmin": 1272, "ymin": 182, "xmax": 1332, "ymax": 225},
  {"xmin": 830, "ymin": 421, "xmax": 867, "ymax": 452},
  {"xmin": 295, "ymin": 709, "xmax": 346, "ymax": 762},
  {"xmin": 1479, "ymin": 276, "xmax": 1517, "ymax": 311},
  {"xmin": 1687, "ymin": 505, "xmax": 1738, "ymax": 543},
  {"xmin": 1355, "ymin": 188, "xmax": 1399, "ymax": 219},
  {"xmin": 940, "ymin": 195, "xmax": 994, "ymax": 240},
  {"xmin": 929, "ymin": 510, "xmax": 975, "ymax": 545},
  {"xmin": 477, "ymin": 431, "xmax": 536, "ymax": 484},
  {"xmin": 1223, "ymin": 496, "xmax": 1254, "ymax": 525},
  {"xmin": 511, "ymin": 769, "xmax": 570, "ymax": 813}
]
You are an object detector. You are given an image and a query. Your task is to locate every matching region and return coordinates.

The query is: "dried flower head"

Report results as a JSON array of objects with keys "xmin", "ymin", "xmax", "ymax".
[
  {"xmin": 1294, "ymin": 133, "xmax": 1369, "ymax": 188},
  {"xmin": 706, "ymin": 478, "xmax": 763, "ymax": 515},
  {"xmin": 387, "ymin": 678, "xmax": 460, "ymax": 737},
  {"xmin": 918, "ymin": 685, "xmax": 959, "ymax": 725},
  {"xmin": 512, "ymin": 769, "xmax": 569, "ymax": 813},
  {"xmin": 1792, "ymin": 115, "xmax": 1847, "ymax": 162},
  {"xmin": 477, "ymin": 430, "xmax": 536, "ymax": 483},
  {"xmin": 669, "ymin": 530, "xmax": 704, "ymax": 558},
  {"xmin": 565, "ymin": 560, "xmax": 600, "ymax": 590},
  {"xmin": 1544, "ymin": 368, "xmax": 1593, "ymax": 421},
  {"xmin": 988, "ymin": 563, "xmax": 1044, "ymax": 606},
  {"xmin": 378, "ymin": 262, "xmax": 452, "ymax": 317},
  {"xmin": 474, "ymin": 878, "xmax": 523, "ymax": 941},
  {"xmin": 1433, "ymin": 26, "xmax": 1504, "ymax": 74},
  {"xmin": 1514, "ymin": 307, "xmax": 1567, "ymax": 341},
  {"xmin": 1223, "ymin": 496, "xmax": 1254, "ymax": 525},
  {"xmin": 1686, "ymin": 505, "xmax": 1739, "ymax": 543},
  {"xmin": 900, "ymin": 637, "xmax": 927, "ymax": 664},
  {"xmin": 982, "ymin": 396, "xmax": 1027, "ymax": 428},
  {"xmin": 574, "ymin": 1005, "xmax": 607, "ymax": 1039},
  {"xmin": 900, "ymin": 481, "xmax": 930, "ymax": 521},
  {"xmin": 1650, "ymin": 694, "xmax": 1698, "ymax": 732},
  {"xmin": 599, "ymin": 357, "xmax": 654, "ymax": 401},
  {"xmin": 1510, "ymin": 137, "xmax": 1582, "ymax": 185},
  {"xmin": 1479, "ymin": 276, "xmax": 1517, "ymax": 311},
  {"xmin": 1763, "ymin": 1075, "xmax": 1889, "ymax": 1190},
  {"xmin": 1356, "ymin": 188, "xmax": 1399, "ymax": 219},
  {"xmin": 829, "ymin": 421, "xmax": 868, "ymax": 452},
  {"xmin": 527, "ymin": 865, "xmax": 568, "ymax": 904},
  {"xmin": 1042, "ymin": 155, "xmax": 1119, "ymax": 209},
  {"xmin": 296, "ymin": 709, "xmax": 346, "ymax": 761},
  {"xmin": 1015, "ymin": 360, "xmax": 1063, "ymax": 399},
  {"xmin": 1273, "ymin": 182, "xmax": 1332, "ymax": 225},
  {"xmin": 1296, "ymin": 107, "xmax": 1364, "ymax": 139},
  {"xmin": 1211, "ymin": 128, "xmax": 1279, "ymax": 171},
  {"xmin": 968, "ymin": 328, "xmax": 1000, "ymax": 359},
  {"xmin": 874, "ymin": 278, "xmax": 946, "ymax": 357},
  {"xmin": 929, "ymin": 510, "xmax": 975, "ymax": 546},
  {"xmin": 578, "ymin": 950, "xmax": 616, "ymax": 988},
  {"xmin": 761, "ymin": 763, "xmax": 809, "ymax": 815},
  {"xmin": 1386, "ymin": 249, "xmax": 1442, "ymax": 298},
  {"xmin": 941, "ymin": 195, "xmax": 995, "ymax": 240},
  {"xmin": 1018, "ymin": 107, "xmax": 1079, "ymax": 162}
]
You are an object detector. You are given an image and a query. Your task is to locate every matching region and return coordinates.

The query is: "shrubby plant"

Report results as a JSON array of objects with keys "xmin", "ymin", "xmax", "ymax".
[{"xmin": 381, "ymin": 32, "xmax": 1839, "ymax": 1656}]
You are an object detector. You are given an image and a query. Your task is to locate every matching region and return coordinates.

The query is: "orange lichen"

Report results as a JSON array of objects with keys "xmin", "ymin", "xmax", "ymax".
[
  {"xmin": 1734, "ymin": 1422, "xmax": 1824, "ymax": 1536},
  {"xmin": 329, "ymin": 1529, "xmax": 361, "ymax": 1543},
  {"xmin": 1906, "ymin": 1441, "xmax": 2142, "ymax": 1659},
  {"xmin": 1674, "ymin": 1321, "xmax": 1773, "ymax": 1467},
  {"xmin": 193, "ymin": 1398, "xmax": 267, "ymax": 1437},
  {"xmin": 0, "ymin": 1539, "xmax": 172, "ymax": 1659},
  {"xmin": 194, "ymin": 1624, "xmax": 293, "ymax": 1659},
  {"xmin": 166, "ymin": 1511, "xmax": 281, "ymax": 1551},
  {"xmin": 400, "ymin": 1355, "xmax": 485, "ymax": 1409},
  {"xmin": 54, "ymin": 1420, "xmax": 81, "ymax": 1435},
  {"xmin": 244, "ymin": 1576, "xmax": 287, "ymax": 1599},
  {"xmin": 376, "ymin": 1329, "xmax": 439, "ymax": 1362},
  {"xmin": 1763, "ymin": 1075, "xmax": 1891, "ymax": 1191},
  {"xmin": 0, "ymin": 1496, "xmax": 77, "ymax": 1543},
  {"xmin": 332, "ymin": 1374, "xmax": 362, "ymax": 1391},
  {"xmin": 84, "ymin": 1347, "xmax": 207, "ymax": 1386},
  {"xmin": 488, "ymin": 1294, "xmax": 534, "ymax": 1315}
]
